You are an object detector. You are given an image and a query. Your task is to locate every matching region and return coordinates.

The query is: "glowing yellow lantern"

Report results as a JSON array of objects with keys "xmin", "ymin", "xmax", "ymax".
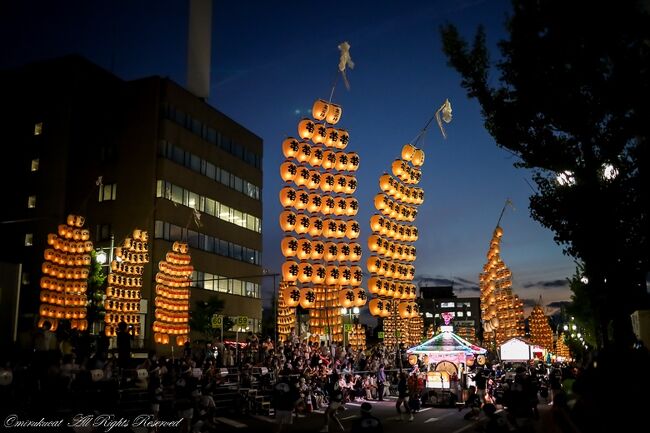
[
  {"xmin": 279, "ymin": 211, "xmax": 297, "ymax": 232},
  {"xmin": 298, "ymin": 119, "xmax": 316, "ymax": 140},
  {"xmin": 280, "ymin": 161, "xmax": 298, "ymax": 182},
  {"xmin": 401, "ymin": 144, "xmax": 416, "ymax": 161},
  {"xmin": 412, "ymin": 149, "xmax": 425, "ymax": 167},
  {"xmin": 312, "ymin": 99, "xmax": 330, "ymax": 121},
  {"xmin": 339, "ymin": 289, "xmax": 355, "ymax": 308},
  {"xmin": 282, "ymin": 261, "xmax": 299, "ymax": 282},
  {"xmin": 282, "ymin": 137, "xmax": 300, "ymax": 159},
  {"xmin": 300, "ymin": 288, "xmax": 316, "ymax": 309},
  {"xmin": 325, "ymin": 103, "xmax": 342, "ymax": 124}
]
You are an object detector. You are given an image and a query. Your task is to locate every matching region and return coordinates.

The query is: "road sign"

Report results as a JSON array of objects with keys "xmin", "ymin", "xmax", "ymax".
[
  {"xmin": 211, "ymin": 315, "xmax": 223, "ymax": 328},
  {"xmin": 395, "ymin": 331, "xmax": 401, "ymax": 337},
  {"xmin": 378, "ymin": 332, "xmax": 385, "ymax": 339},
  {"xmin": 344, "ymin": 324, "xmax": 352, "ymax": 332},
  {"xmin": 236, "ymin": 316, "xmax": 249, "ymax": 328}
]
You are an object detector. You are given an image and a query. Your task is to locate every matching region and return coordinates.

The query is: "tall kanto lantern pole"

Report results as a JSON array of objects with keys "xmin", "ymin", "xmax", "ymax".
[
  {"xmin": 529, "ymin": 298, "xmax": 553, "ymax": 351},
  {"xmin": 104, "ymin": 229, "xmax": 149, "ymax": 337},
  {"xmin": 479, "ymin": 202, "xmax": 525, "ymax": 348},
  {"xmin": 39, "ymin": 214, "xmax": 93, "ymax": 331},
  {"xmin": 153, "ymin": 241, "xmax": 193, "ymax": 346},
  {"xmin": 367, "ymin": 100, "xmax": 453, "ymax": 348},
  {"xmin": 279, "ymin": 42, "xmax": 365, "ymax": 343}
]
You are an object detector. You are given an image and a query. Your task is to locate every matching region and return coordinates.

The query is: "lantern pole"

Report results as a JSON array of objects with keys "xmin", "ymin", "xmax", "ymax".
[{"xmin": 496, "ymin": 198, "xmax": 514, "ymax": 228}]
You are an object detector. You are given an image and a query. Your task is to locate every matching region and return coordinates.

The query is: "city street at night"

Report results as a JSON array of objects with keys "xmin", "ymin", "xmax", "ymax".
[{"xmin": 1, "ymin": 0, "xmax": 649, "ymax": 432}]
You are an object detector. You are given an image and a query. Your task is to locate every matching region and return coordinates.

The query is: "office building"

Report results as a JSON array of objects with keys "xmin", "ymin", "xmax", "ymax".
[{"xmin": 0, "ymin": 56, "xmax": 264, "ymax": 347}]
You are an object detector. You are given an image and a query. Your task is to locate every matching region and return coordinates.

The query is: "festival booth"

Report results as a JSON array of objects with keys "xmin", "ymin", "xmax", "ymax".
[
  {"xmin": 407, "ymin": 323, "xmax": 487, "ymax": 406},
  {"xmin": 499, "ymin": 337, "xmax": 545, "ymax": 363}
]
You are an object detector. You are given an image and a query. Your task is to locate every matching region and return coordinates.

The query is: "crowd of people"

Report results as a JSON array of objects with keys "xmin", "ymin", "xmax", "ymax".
[{"xmin": 1, "ymin": 320, "xmax": 649, "ymax": 433}]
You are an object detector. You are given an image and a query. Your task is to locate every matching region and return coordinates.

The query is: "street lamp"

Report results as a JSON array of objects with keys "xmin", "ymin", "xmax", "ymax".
[{"xmin": 341, "ymin": 306, "xmax": 360, "ymax": 348}]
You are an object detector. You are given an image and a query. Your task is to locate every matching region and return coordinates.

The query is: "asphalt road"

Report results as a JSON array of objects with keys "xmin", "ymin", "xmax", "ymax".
[{"xmin": 206, "ymin": 395, "xmax": 547, "ymax": 433}]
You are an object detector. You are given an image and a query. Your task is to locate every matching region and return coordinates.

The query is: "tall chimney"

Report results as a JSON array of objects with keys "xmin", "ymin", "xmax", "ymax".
[{"xmin": 187, "ymin": 0, "xmax": 212, "ymax": 99}]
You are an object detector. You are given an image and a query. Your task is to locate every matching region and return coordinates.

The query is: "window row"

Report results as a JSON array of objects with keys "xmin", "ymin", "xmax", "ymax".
[
  {"xmin": 159, "ymin": 140, "xmax": 260, "ymax": 200},
  {"xmin": 439, "ymin": 301, "xmax": 472, "ymax": 308},
  {"xmin": 154, "ymin": 220, "xmax": 261, "ymax": 265},
  {"xmin": 156, "ymin": 180, "xmax": 261, "ymax": 233},
  {"xmin": 191, "ymin": 270, "xmax": 261, "ymax": 299},
  {"xmin": 161, "ymin": 103, "xmax": 262, "ymax": 169}
]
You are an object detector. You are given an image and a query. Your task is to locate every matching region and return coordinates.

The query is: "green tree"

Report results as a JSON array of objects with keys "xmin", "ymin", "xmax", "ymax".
[
  {"xmin": 441, "ymin": 0, "xmax": 650, "ymax": 347},
  {"xmin": 189, "ymin": 296, "xmax": 233, "ymax": 342},
  {"xmin": 86, "ymin": 250, "xmax": 106, "ymax": 331},
  {"xmin": 565, "ymin": 265, "xmax": 598, "ymax": 348}
]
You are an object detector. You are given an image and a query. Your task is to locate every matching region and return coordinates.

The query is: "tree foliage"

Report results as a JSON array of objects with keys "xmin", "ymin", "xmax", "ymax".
[
  {"xmin": 86, "ymin": 250, "xmax": 106, "ymax": 327},
  {"xmin": 441, "ymin": 0, "xmax": 650, "ymax": 346},
  {"xmin": 189, "ymin": 296, "xmax": 233, "ymax": 342}
]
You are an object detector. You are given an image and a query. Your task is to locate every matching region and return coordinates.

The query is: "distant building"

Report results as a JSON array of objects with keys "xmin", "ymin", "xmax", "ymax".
[
  {"xmin": 0, "ymin": 56, "xmax": 264, "ymax": 347},
  {"xmin": 417, "ymin": 284, "xmax": 480, "ymax": 343}
]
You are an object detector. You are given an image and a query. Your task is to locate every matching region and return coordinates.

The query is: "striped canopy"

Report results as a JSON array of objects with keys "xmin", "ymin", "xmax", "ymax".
[{"xmin": 407, "ymin": 330, "xmax": 487, "ymax": 355}]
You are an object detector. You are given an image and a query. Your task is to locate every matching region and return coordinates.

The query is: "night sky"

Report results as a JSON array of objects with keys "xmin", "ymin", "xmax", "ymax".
[{"xmin": 1, "ymin": 0, "xmax": 576, "ymax": 317}]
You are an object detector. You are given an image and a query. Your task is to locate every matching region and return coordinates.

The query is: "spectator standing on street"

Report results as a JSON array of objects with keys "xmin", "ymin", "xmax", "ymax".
[
  {"xmin": 321, "ymin": 373, "xmax": 345, "ymax": 432},
  {"xmin": 116, "ymin": 321, "xmax": 132, "ymax": 370},
  {"xmin": 376, "ymin": 364, "xmax": 386, "ymax": 401},
  {"xmin": 395, "ymin": 372, "xmax": 413, "ymax": 421},
  {"xmin": 475, "ymin": 368, "xmax": 487, "ymax": 404},
  {"xmin": 273, "ymin": 377, "xmax": 300, "ymax": 433}
]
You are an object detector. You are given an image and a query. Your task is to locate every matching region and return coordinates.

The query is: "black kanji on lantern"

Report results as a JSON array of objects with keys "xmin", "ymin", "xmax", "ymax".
[{"xmin": 301, "ymin": 144, "xmax": 312, "ymax": 156}]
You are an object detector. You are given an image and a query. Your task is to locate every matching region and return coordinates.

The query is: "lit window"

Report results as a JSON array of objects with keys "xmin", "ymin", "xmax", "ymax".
[
  {"xmin": 457, "ymin": 311, "xmax": 464, "ymax": 317},
  {"xmin": 98, "ymin": 183, "xmax": 117, "ymax": 202},
  {"xmin": 25, "ymin": 233, "xmax": 33, "ymax": 246},
  {"xmin": 440, "ymin": 302, "xmax": 455, "ymax": 308},
  {"xmin": 22, "ymin": 272, "xmax": 30, "ymax": 285},
  {"xmin": 466, "ymin": 311, "xmax": 472, "ymax": 317},
  {"xmin": 27, "ymin": 195, "xmax": 36, "ymax": 208},
  {"xmin": 34, "ymin": 122, "xmax": 43, "ymax": 136},
  {"xmin": 31, "ymin": 159, "xmax": 40, "ymax": 171}
]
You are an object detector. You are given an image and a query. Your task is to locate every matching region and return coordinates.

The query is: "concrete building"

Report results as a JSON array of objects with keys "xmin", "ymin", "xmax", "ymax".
[
  {"xmin": 418, "ymin": 285, "xmax": 481, "ymax": 343},
  {"xmin": 0, "ymin": 56, "xmax": 264, "ymax": 348}
]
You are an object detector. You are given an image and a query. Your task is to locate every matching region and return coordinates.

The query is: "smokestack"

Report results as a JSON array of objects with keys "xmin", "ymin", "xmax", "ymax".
[{"xmin": 187, "ymin": 0, "xmax": 212, "ymax": 99}]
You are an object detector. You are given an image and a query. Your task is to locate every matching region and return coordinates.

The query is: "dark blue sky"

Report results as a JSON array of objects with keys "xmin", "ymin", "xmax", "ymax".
[{"xmin": 1, "ymin": 0, "xmax": 575, "ymax": 314}]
